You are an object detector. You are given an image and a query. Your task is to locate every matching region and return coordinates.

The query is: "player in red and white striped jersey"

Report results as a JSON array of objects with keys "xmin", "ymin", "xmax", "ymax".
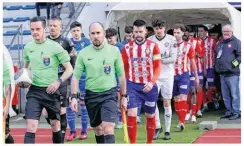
[
  {"xmin": 173, "ymin": 24, "xmax": 199, "ymax": 131},
  {"xmin": 121, "ymin": 20, "xmax": 161, "ymax": 144},
  {"xmin": 183, "ymin": 26, "xmax": 205, "ymax": 123},
  {"xmin": 198, "ymin": 25, "xmax": 217, "ymax": 113}
]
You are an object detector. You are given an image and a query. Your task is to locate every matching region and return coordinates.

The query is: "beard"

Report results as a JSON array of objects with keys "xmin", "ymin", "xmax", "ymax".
[
  {"xmin": 135, "ymin": 36, "xmax": 144, "ymax": 43},
  {"xmin": 92, "ymin": 40, "xmax": 102, "ymax": 47}
]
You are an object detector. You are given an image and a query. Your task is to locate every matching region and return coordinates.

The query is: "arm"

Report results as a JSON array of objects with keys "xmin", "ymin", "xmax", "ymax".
[
  {"xmin": 72, "ymin": 53, "xmax": 85, "ymax": 94},
  {"xmin": 115, "ymin": 50, "xmax": 126, "ymax": 95},
  {"xmin": 235, "ymin": 39, "xmax": 241, "ymax": 64},
  {"xmin": 121, "ymin": 46, "xmax": 129, "ymax": 78},
  {"xmin": 151, "ymin": 44, "xmax": 162, "ymax": 84},
  {"xmin": 162, "ymin": 39, "xmax": 177, "ymax": 64},
  {"xmin": 60, "ymin": 62, "xmax": 73, "ymax": 82}
]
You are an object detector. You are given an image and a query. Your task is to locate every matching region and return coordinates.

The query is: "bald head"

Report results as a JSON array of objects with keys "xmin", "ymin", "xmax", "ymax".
[
  {"xmin": 222, "ymin": 24, "xmax": 233, "ymax": 40},
  {"xmin": 89, "ymin": 22, "xmax": 105, "ymax": 47}
]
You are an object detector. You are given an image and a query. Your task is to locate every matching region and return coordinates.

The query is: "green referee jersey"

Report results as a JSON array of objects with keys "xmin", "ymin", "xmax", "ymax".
[
  {"xmin": 73, "ymin": 41, "xmax": 124, "ymax": 92},
  {"xmin": 24, "ymin": 39, "xmax": 70, "ymax": 87}
]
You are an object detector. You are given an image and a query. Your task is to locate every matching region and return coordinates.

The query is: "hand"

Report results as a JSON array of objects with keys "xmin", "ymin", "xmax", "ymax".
[
  {"xmin": 3, "ymin": 104, "xmax": 9, "ymax": 120},
  {"xmin": 143, "ymin": 82, "xmax": 153, "ymax": 93},
  {"xmin": 18, "ymin": 81, "xmax": 31, "ymax": 88},
  {"xmin": 70, "ymin": 98, "xmax": 78, "ymax": 112},
  {"xmin": 46, "ymin": 80, "xmax": 61, "ymax": 94},
  {"xmin": 121, "ymin": 96, "xmax": 127, "ymax": 110},
  {"xmin": 195, "ymin": 76, "xmax": 200, "ymax": 87}
]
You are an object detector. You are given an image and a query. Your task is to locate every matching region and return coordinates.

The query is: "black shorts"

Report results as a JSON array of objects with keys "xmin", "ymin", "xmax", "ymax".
[
  {"xmin": 59, "ymin": 84, "xmax": 71, "ymax": 107},
  {"xmin": 85, "ymin": 87, "xmax": 118, "ymax": 127},
  {"xmin": 25, "ymin": 85, "xmax": 61, "ymax": 120}
]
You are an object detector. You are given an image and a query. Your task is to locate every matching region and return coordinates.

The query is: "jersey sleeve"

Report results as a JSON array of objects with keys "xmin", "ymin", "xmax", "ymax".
[
  {"xmin": 152, "ymin": 43, "xmax": 161, "ymax": 61},
  {"xmin": 66, "ymin": 37, "xmax": 74, "ymax": 54},
  {"xmin": 23, "ymin": 45, "xmax": 30, "ymax": 62},
  {"xmin": 187, "ymin": 45, "xmax": 195, "ymax": 59},
  {"xmin": 151, "ymin": 43, "xmax": 162, "ymax": 84},
  {"xmin": 115, "ymin": 48, "xmax": 125, "ymax": 76},
  {"xmin": 73, "ymin": 52, "xmax": 85, "ymax": 80},
  {"xmin": 121, "ymin": 46, "xmax": 129, "ymax": 78},
  {"xmin": 55, "ymin": 43, "xmax": 71, "ymax": 64}
]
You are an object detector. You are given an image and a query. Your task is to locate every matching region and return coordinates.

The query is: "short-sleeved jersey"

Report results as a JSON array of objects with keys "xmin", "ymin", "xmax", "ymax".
[
  {"xmin": 202, "ymin": 36, "xmax": 217, "ymax": 69},
  {"xmin": 188, "ymin": 37, "xmax": 205, "ymax": 73},
  {"xmin": 73, "ymin": 41, "xmax": 124, "ymax": 92},
  {"xmin": 121, "ymin": 39, "xmax": 161, "ymax": 84},
  {"xmin": 71, "ymin": 37, "xmax": 91, "ymax": 53},
  {"xmin": 115, "ymin": 42, "xmax": 124, "ymax": 52},
  {"xmin": 24, "ymin": 39, "xmax": 70, "ymax": 87},
  {"xmin": 149, "ymin": 34, "xmax": 177, "ymax": 78},
  {"xmin": 175, "ymin": 41, "xmax": 195, "ymax": 75},
  {"xmin": 3, "ymin": 60, "xmax": 11, "ymax": 97}
]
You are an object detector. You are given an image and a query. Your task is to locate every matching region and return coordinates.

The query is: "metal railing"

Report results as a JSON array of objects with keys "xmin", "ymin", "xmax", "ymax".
[{"xmin": 62, "ymin": 2, "xmax": 87, "ymax": 37}]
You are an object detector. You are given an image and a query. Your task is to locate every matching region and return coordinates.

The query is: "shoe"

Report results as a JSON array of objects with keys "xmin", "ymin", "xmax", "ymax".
[
  {"xmin": 115, "ymin": 122, "xmax": 123, "ymax": 129},
  {"xmin": 153, "ymin": 127, "xmax": 163, "ymax": 140},
  {"xmin": 213, "ymin": 98, "xmax": 220, "ymax": 110},
  {"xmin": 79, "ymin": 133, "xmax": 88, "ymax": 140},
  {"xmin": 163, "ymin": 132, "xmax": 171, "ymax": 140},
  {"xmin": 180, "ymin": 123, "xmax": 185, "ymax": 132},
  {"xmin": 196, "ymin": 110, "xmax": 202, "ymax": 118},
  {"xmin": 229, "ymin": 114, "xmax": 240, "ymax": 120},
  {"xmin": 137, "ymin": 116, "xmax": 141, "ymax": 123},
  {"xmin": 191, "ymin": 115, "xmax": 197, "ymax": 123},
  {"xmin": 201, "ymin": 104, "xmax": 208, "ymax": 112},
  {"xmin": 185, "ymin": 113, "xmax": 191, "ymax": 121},
  {"xmin": 176, "ymin": 122, "xmax": 181, "ymax": 128},
  {"xmin": 220, "ymin": 114, "xmax": 233, "ymax": 119},
  {"xmin": 66, "ymin": 132, "xmax": 76, "ymax": 141}
]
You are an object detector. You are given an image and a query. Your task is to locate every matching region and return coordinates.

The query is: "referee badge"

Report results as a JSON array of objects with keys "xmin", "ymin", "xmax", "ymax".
[
  {"xmin": 43, "ymin": 57, "xmax": 50, "ymax": 66},
  {"xmin": 104, "ymin": 65, "xmax": 111, "ymax": 75}
]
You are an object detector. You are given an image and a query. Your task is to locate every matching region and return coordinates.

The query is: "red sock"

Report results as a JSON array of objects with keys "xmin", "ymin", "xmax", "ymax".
[
  {"xmin": 174, "ymin": 101, "xmax": 180, "ymax": 122},
  {"xmin": 187, "ymin": 93, "xmax": 192, "ymax": 113},
  {"xmin": 197, "ymin": 91, "xmax": 204, "ymax": 110},
  {"xmin": 191, "ymin": 104, "xmax": 197, "ymax": 116},
  {"xmin": 146, "ymin": 116, "xmax": 156, "ymax": 144},
  {"xmin": 181, "ymin": 101, "xmax": 188, "ymax": 124},
  {"xmin": 207, "ymin": 89, "xmax": 213, "ymax": 103},
  {"xmin": 127, "ymin": 116, "xmax": 137, "ymax": 143},
  {"xmin": 178, "ymin": 101, "xmax": 184, "ymax": 124}
]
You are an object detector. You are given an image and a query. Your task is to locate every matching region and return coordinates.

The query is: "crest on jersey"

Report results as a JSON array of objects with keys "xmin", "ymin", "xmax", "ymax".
[
  {"xmin": 164, "ymin": 42, "xmax": 169, "ymax": 47},
  {"xmin": 145, "ymin": 48, "xmax": 151, "ymax": 55},
  {"xmin": 228, "ymin": 44, "xmax": 232, "ymax": 48},
  {"xmin": 104, "ymin": 65, "xmax": 111, "ymax": 75},
  {"xmin": 173, "ymin": 43, "xmax": 177, "ymax": 48},
  {"xmin": 43, "ymin": 57, "xmax": 50, "ymax": 66},
  {"xmin": 126, "ymin": 45, "xmax": 130, "ymax": 49}
]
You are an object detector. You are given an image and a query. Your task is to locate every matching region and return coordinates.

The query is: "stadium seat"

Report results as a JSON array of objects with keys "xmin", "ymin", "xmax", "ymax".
[
  {"xmin": 6, "ymin": 5, "xmax": 23, "ymax": 10},
  {"xmin": 22, "ymin": 5, "xmax": 36, "ymax": 10},
  {"xmin": 3, "ymin": 31, "xmax": 18, "ymax": 36},
  {"xmin": 11, "ymin": 44, "xmax": 25, "ymax": 50},
  {"xmin": 3, "ymin": 6, "xmax": 7, "ymax": 10},
  {"xmin": 3, "ymin": 17, "xmax": 13, "ymax": 23},
  {"xmin": 22, "ymin": 30, "xmax": 31, "ymax": 35},
  {"xmin": 13, "ymin": 17, "xmax": 30, "ymax": 22}
]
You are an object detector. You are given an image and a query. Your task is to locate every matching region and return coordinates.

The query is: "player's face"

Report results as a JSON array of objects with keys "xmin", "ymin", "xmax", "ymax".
[
  {"xmin": 183, "ymin": 31, "xmax": 189, "ymax": 41},
  {"xmin": 71, "ymin": 27, "xmax": 82, "ymax": 40},
  {"xmin": 106, "ymin": 36, "xmax": 117, "ymax": 45},
  {"xmin": 49, "ymin": 19, "xmax": 62, "ymax": 37},
  {"xmin": 209, "ymin": 33, "xmax": 219, "ymax": 41},
  {"xmin": 154, "ymin": 26, "xmax": 165, "ymax": 38},
  {"xmin": 124, "ymin": 33, "xmax": 133, "ymax": 41},
  {"xmin": 198, "ymin": 28, "xmax": 207, "ymax": 39},
  {"xmin": 133, "ymin": 26, "xmax": 147, "ymax": 43},
  {"xmin": 89, "ymin": 24, "xmax": 105, "ymax": 47},
  {"xmin": 30, "ymin": 21, "xmax": 46, "ymax": 41},
  {"xmin": 173, "ymin": 28, "xmax": 184, "ymax": 41},
  {"xmin": 222, "ymin": 26, "xmax": 233, "ymax": 40}
]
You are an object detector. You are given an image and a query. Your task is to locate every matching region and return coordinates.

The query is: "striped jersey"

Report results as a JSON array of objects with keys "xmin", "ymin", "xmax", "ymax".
[
  {"xmin": 202, "ymin": 36, "xmax": 217, "ymax": 69},
  {"xmin": 121, "ymin": 39, "xmax": 161, "ymax": 84}
]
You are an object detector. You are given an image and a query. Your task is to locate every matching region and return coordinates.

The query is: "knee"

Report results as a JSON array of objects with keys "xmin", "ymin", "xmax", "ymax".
[
  {"xmin": 60, "ymin": 107, "xmax": 66, "ymax": 115},
  {"xmin": 163, "ymin": 99, "xmax": 171, "ymax": 107},
  {"xmin": 51, "ymin": 120, "xmax": 60, "ymax": 132},
  {"xmin": 127, "ymin": 108, "xmax": 137, "ymax": 117},
  {"xmin": 95, "ymin": 124, "xmax": 103, "ymax": 136},
  {"xmin": 145, "ymin": 113, "xmax": 155, "ymax": 118},
  {"xmin": 26, "ymin": 120, "xmax": 38, "ymax": 133},
  {"xmin": 102, "ymin": 122, "xmax": 115, "ymax": 135}
]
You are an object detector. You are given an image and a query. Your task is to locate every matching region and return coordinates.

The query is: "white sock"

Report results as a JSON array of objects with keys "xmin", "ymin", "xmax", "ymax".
[
  {"xmin": 155, "ymin": 105, "xmax": 161, "ymax": 129},
  {"xmin": 164, "ymin": 106, "xmax": 172, "ymax": 133}
]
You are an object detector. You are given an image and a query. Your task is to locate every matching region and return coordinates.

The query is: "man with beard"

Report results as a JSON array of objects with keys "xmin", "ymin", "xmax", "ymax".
[
  {"xmin": 70, "ymin": 22, "xmax": 127, "ymax": 143},
  {"xmin": 121, "ymin": 19, "xmax": 161, "ymax": 143}
]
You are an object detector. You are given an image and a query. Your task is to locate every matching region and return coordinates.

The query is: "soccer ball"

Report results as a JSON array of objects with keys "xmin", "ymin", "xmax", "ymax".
[{"xmin": 15, "ymin": 68, "xmax": 33, "ymax": 88}]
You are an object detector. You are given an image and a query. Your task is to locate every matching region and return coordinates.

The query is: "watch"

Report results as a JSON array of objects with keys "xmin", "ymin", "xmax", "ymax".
[{"xmin": 71, "ymin": 93, "xmax": 77, "ymax": 100}]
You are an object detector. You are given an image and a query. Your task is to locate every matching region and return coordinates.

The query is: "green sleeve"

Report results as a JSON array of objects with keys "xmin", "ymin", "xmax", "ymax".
[
  {"xmin": 115, "ymin": 49, "xmax": 124, "ymax": 76},
  {"xmin": 3, "ymin": 61, "xmax": 11, "ymax": 86},
  {"xmin": 23, "ymin": 46, "xmax": 30, "ymax": 62},
  {"xmin": 73, "ymin": 52, "xmax": 84, "ymax": 80},
  {"xmin": 55, "ymin": 43, "xmax": 70, "ymax": 64}
]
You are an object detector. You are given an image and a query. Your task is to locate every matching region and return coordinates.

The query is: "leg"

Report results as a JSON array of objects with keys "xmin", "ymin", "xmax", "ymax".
[
  {"xmin": 5, "ymin": 115, "xmax": 14, "ymax": 143},
  {"xmin": 68, "ymin": 2, "xmax": 75, "ymax": 18},
  {"xmin": 35, "ymin": 3, "xmax": 41, "ymax": 16},
  {"xmin": 196, "ymin": 73, "xmax": 205, "ymax": 117},
  {"xmin": 127, "ymin": 108, "xmax": 138, "ymax": 143},
  {"xmin": 220, "ymin": 76, "xmax": 232, "ymax": 117},
  {"xmin": 66, "ymin": 107, "xmax": 76, "ymax": 141},
  {"xmin": 94, "ymin": 124, "xmax": 104, "ymax": 143},
  {"xmin": 79, "ymin": 99, "xmax": 89, "ymax": 140},
  {"xmin": 46, "ymin": 3, "xmax": 51, "ymax": 19},
  {"xmin": 227, "ymin": 76, "xmax": 240, "ymax": 118}
]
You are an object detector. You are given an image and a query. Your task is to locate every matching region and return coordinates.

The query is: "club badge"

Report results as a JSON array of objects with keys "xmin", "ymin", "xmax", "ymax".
[
  {"xmin": 228, "ymin": 44, "xmax": 232, "ymax": 48},
  {"xmin": 145, "ymin": 48, "xmax": 151, "ymax": 55},
  {"xmin": 104, "ymin": 65, "xmax": 111, "ymax": 75},
  {"xmin": 43, "ymin": 57, "xmax": 50, "ymax": 66},
  {"xmin": 164, "ymin": 42, "xmax": 169, "ymax": 47}
]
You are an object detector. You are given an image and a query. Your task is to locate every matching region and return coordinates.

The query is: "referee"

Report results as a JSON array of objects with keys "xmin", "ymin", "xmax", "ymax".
[
  {"xmin": 70, "ymin": 22, "xmax": 127, "ymax": 143},
  {"xmin": 21, "ymin": 16, "xmax": 73, "ymax": 143},
  {"xmin": 47, "ymin": 16, "xmax": 76, "ymax": 143}
]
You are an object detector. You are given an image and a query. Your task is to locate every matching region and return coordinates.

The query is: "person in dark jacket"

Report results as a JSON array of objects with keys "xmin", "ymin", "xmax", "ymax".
[
  {"xmin": 51, "ymin": 3, "xmax": 63, "ymax": 17},
  {"xmin": 215, "ymin": 24, "xmax": 241, "ymax": 120}
]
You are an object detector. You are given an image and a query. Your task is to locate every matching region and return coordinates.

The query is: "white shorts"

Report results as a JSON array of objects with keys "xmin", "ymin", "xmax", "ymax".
[{"xmin": 156, "ymin": 76, "xmax": 174, "ymax": 99}]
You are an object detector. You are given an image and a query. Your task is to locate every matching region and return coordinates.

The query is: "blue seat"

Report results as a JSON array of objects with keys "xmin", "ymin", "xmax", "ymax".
[
  {"xmin": 3, "ymin": 31, "xmax": 18, "ymax": 36},
  {"xmin": 11, "ymin": 44, "xmax": 25, "ymax": 50},
  {"xmin": 22, "ymin": 5, "xmax": 36, "ymax": 10},
  {"xmin": 6, "ymin": 5, "xmax": 23, "ymax": 10},
  {"xmin": 22, "ymin": 30, "xmax": 31, "ymax": 35},
  {"xmin": 13, "ymin": 17, "xmax": 30, "ymax": 22},
  {"xmin": 3, "ymin": 6, "xmax": 7, "ymax": 9},
  {"xmin": 3, "ymin": 17, "xmax": 13, "ymax": 23}
]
